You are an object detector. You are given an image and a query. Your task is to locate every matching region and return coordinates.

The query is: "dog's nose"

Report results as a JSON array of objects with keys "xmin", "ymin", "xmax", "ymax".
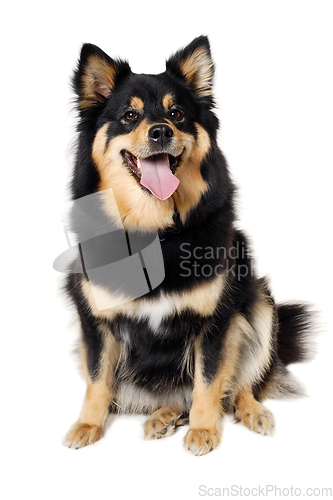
[{"xmin": 148, "ymin": 124, "xmax": 174, "ymax": 146}]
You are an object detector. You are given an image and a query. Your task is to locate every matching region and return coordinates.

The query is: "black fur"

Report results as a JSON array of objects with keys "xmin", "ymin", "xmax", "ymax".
[{"xmin": 277, "ymin": 303, "xmax": 313, "ymax": 365}]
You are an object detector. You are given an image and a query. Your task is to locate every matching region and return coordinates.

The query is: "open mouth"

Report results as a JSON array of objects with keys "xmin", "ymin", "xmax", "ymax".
[
  {"xmin": 122, "ymin": 151, "xmax": 181, "ymax": 177},
  {"xmin": 122, "ymin": 150, "xmax": 181, "ymax": 201}
]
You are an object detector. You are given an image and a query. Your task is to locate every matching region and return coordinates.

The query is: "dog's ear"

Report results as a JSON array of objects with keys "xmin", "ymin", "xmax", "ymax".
[
  {"xmin": 73, "ymin": 44, "xmax": 131, "ymax": 109},
  {"xmin": 166, "ymin": 36, "xmax": 214, "ymax": 100}
]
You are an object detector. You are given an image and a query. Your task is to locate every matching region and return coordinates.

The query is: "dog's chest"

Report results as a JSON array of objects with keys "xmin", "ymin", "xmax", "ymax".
[
  {"xmin": 110, "ymin": 293, "xmax": 206, "ymax": 391},
  {"xmin": 132, "ymin": 293, "xmax": 178, "ymax": 331},
  {"xmin": 115, "ymin": 292, "xmax": 198, "ymax": 348}
]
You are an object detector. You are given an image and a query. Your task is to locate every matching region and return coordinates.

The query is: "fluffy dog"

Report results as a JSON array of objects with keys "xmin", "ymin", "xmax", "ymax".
[{"xmin": 63, "ymin": 36, "xmax": 312, "ymax": 455}]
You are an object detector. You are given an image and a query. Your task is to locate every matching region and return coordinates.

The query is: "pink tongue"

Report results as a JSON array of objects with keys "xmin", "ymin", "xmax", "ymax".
[{"xmin": 139, "ymin": 153, "xmax": 179, "ymax": 201}]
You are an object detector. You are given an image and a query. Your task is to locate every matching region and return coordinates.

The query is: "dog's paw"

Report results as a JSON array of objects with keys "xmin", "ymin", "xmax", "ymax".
[
  {"xmin": 184, "ymin": 428, "xmax": 221, "ymax": 456},
  {"xmin": 64, "ymin": 422, "xmax": 103, "ymax": 449},
  {"xmin": 144, "ymin": 408, "xmax": 183, "ymax": 440},
  {"xmin": 235, "ymin": 403, "xmax": 275, "ymax": 436}
]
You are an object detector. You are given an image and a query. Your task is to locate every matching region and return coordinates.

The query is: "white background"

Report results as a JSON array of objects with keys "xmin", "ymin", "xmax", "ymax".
[{"xmin": 2, "ymin": 1, "xmax": 332, "ymax": 499}]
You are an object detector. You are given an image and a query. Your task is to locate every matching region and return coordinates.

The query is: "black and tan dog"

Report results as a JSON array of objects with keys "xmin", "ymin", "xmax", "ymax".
[{"xmin": 64, "ymin": 36, "xmax": 312, "ymax": 455}]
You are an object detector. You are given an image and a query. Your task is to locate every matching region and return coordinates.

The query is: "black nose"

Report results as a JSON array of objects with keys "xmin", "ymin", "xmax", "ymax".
[{"xmin": 148, "ymin": 124, "xmax": 174, "ymax": 147}]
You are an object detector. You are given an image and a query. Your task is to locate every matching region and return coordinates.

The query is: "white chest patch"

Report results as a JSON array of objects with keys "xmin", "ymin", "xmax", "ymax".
[{"xmin": 135, "ymin": 293, "xmax": 177, "ymax": 330}]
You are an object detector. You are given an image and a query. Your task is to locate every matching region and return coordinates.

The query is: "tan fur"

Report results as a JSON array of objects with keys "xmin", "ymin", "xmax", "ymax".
[
  {"xmin": 246, "ymin": 290, "xmax": 275, "ymax": 383},
  {"xmin": 64, "ymin": 422, "xmax": 103, "ymax": 448},
  {"xmin": 235, "ymin": 386, "xmax": 275, "ymax": 435},
  {"xmin": 92, "ymin": 119, "xmax": 210, "ymax": 229},
  {"xmin": 185, "ymin": 289, "xmax": 275, "ymax": 455},
  {"xmin": 80, "ymin": 55, "xmax": 117, "ymax": 109},
  {"xmin": 65, "ymin": 326, "xmax": 121, "ymax": 449},
  {"xmin": 92, "ymin": 124, "xmax": 175, "ymax": 231},
  {"xmin": 179, "ymin": 47, "xmax": 214, "ymax": 98},
  {"xmin": 176, "ymin": 272, "xmax": 224, "ymax": 315},
  {"xmin": 81, "ymin": 273, "xmax": 225, "ymax": 318},
  {"xmin": 211, "ymin": 291, "xmax": 274, "ymax": 396},
  {"xmin": 162, "ymin": 93, "xmax": 174, "ymax": 109},
  {"xmin": 144, "ymin": 407, "xmax": 185, "ymax": 439},
  {"xmin": 184, "ymin": 337, "xmax": 223, "ymax": 455},
  {"xmin": 173, "ymin": 124, "xmax": 210, "ymax": 223},
  {"xmin": 129, "ymin": 96, "xmax": 144, "ymax": 110},
  {"xmin": 78, "ymin": 381, "xmax": 112, "ymax": 427}
]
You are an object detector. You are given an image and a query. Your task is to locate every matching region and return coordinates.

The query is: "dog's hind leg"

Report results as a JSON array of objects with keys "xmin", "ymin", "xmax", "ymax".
[
  {"xmin": 64, "ymin": 320, "xmax": 121, "ymax": 449},
  {"xmin": 234, "ymin": 385, "xmax": 275, "ymax": 435},
  {"xmin": 184, "ymin": 291, "xmax": 274, "ymax": 455},
  {"xmin": 144, "ymin": 407, "xmax": 188, "ymax": 440}
]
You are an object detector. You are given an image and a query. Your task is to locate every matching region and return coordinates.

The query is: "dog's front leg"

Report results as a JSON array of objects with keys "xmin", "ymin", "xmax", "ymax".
[
  {"xmin": 185, "ymin": 317, "xmax": 242, "ymax": 456},
  {"xmin": 64, "ymin": 318, "xmax": 120, "ymax": 449},
  {"xmin": 184, "ymin": 336, "xmax": 224, "ymax": 456}
]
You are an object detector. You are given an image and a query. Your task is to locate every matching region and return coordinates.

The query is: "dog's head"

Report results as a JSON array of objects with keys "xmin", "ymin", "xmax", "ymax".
[{"xmin": 72, "ymin": 36, "xmax": 219, "ymax": 230}]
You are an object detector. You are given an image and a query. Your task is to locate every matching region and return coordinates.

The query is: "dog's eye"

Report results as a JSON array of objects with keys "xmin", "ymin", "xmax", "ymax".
[
  {"xmin": 124, "ymin": 110, "xmax": 138, "ymax": 121},
  {"xmin": 169, "ymin": 108, "xmax": 184, "ymax": 121}
]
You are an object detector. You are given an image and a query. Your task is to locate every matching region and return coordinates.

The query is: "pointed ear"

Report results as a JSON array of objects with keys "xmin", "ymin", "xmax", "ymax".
[
  {"xmin": 166, "ymin": 36, "xmax": 214, "ymax": 100},
  {"xmin": 73, "ymin": 43, "xmax": 131, "ymax": 109}
]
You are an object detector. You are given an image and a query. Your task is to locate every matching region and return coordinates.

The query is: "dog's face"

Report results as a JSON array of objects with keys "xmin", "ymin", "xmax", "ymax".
[{"xmin": 73, "ymin": 37, "xmax": 218, "ymax": 229}]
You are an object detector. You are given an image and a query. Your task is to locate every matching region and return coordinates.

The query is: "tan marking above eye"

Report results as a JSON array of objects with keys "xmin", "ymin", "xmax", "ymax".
[
  {"xmin": 129, "ymin": 96, "xmax": 144, "ymax": 111},
  {"xmin": 162, "ymin": 94, "xmax": 174, "ymax": 109}
]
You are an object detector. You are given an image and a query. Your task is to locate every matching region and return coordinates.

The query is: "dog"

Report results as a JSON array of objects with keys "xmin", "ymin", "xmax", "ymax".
[{"xmin": 63, "ymin": 36, "xmax": 312, "ymax": 455}]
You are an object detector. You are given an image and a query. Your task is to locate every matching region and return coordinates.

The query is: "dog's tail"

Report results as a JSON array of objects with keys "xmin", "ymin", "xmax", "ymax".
[
  {"xmin": 276, "ymin": 303, "xmax": 314, "ymax": 365},
  {"xmin": 254, "ymin": 302, "xmax": 316, "ymax": 401}
]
